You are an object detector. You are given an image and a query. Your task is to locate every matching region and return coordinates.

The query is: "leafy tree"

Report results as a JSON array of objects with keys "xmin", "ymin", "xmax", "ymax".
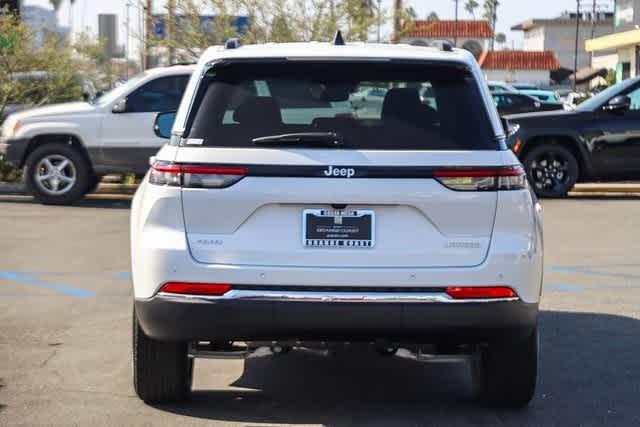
[
  {"xmin": 0, "ymin": 12, "xmax": 103, "ymax": 181},
  {"xmin": 0, "ymin": 13, "xmax": 102, "ymax": 119},
  {"xmin": 426, "ymin": 11, "xmax": 439, "ymax": 21},
  {"xmin": 464, "ymin": 0, "xmax": 479, "ymax": 18}
]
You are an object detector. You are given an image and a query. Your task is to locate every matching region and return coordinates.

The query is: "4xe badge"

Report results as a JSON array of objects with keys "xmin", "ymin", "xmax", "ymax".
[{"xmin": 323, "ymin": 165, "xmax": 355, "ymax": 178}]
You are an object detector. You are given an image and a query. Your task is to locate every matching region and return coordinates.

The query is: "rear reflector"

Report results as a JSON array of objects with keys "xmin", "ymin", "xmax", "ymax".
[
  {"xmin": 160, "ymin": 282, "xmax": 232, "ymax": 296},
  {"xmin": 445, "ymin": 286, "xmax": 517, "ymax": 300},
  {"xmin": 150, "ymin": 162, "xmax": 247, "ymax": 188},
  {"xmin": 435, "ymin": 165, "xmax": 526, "ymax": 191}
]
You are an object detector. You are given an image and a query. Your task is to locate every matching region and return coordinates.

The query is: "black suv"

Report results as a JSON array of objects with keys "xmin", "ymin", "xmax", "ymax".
[{"xmin": 506, "ymin": 77, "xmax": 640, "ymax": 197}]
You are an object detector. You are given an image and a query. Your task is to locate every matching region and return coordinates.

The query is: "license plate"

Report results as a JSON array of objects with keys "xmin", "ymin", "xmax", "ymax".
[{"xmin": 303, "ymin": 209, "xmax": 375, "ymax": 248}]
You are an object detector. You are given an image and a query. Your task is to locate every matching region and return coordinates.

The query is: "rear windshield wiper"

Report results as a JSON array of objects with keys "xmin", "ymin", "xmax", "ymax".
[{"xmin": 252, "ymin": 132, "xmax": 343, "ymax": 147}]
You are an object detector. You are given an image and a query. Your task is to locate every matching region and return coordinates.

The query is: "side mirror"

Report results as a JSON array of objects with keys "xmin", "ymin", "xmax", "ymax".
[
  {"xmin": 112, "ymin": 98, "xmax": 127, "ymax": 113},
  {"xmin": 154, "ymin": 111, "xmax": 177, "ymax": 139},
  {"xmin": 604, "ymin": 95, "xmax": 631, "ymax": 112}
]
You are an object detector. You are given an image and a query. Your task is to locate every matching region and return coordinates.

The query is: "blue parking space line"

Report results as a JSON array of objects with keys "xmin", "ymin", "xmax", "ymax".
[
  {"xmin": 548, "ymin": 265, "xmax": 640, "ymax": 280},
  {"xmin": 546, "ymin": 282, "xmax": 640, "ymax": 292},
  {"xmin": 112, "ymin": 272, "xmax": 132, "ymax": 281},
  {"xmin": 0, "ymin": 271, "xmax": 95, "ymax": 298},
  {"xmin": 546, "ymin": 283, "xmax": 582, "ymax": 292}
]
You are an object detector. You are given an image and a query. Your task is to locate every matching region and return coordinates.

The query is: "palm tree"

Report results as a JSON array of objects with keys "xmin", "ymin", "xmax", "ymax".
[
  {"xmin": 465, "ymin": 0, "xmax": 479, "ymax": 18},
  {"xmin": 482, "ymin": 0, "xmax": 499, "ymax": 50},
  {"xmin": 49, "ymin": 0, "xmax": 63, "ymax": 12}
]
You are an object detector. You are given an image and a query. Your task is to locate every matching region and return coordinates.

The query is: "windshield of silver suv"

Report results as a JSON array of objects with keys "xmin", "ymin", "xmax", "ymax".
[{"xmin": 183, "ymin": 61, "xmax": 497, "ymax": 150}]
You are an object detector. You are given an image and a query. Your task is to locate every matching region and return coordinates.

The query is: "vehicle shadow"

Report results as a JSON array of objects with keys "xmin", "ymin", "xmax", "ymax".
[
  {"xmin": 0, "ymin": 195, "xmax": 131, "ymax": 210},
  {"xmin": 0, "ymin": 377, "xmax": 5, "ymax": 414},
  {"xmin": 153, "ymin": 310, "xmax": 640, "ymax": 426},
  {"xmin": 565, "ymin": 194, "xmax": 640, "ymax": 201}
]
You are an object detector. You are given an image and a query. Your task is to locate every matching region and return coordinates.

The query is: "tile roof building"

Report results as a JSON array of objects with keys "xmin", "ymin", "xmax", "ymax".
[
  {"xmin": 478, "ymin": 50, "xmax": 561, "ymax": 84},
  {"xmin": 400, "ymin": 20, "xmax": 494, "ymax": 57}
]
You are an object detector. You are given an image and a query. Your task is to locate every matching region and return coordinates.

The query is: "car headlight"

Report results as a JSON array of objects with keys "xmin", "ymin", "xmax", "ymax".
[{"xmin": 2, "ymin": 119, "xmax": 20, "ymax": 139}]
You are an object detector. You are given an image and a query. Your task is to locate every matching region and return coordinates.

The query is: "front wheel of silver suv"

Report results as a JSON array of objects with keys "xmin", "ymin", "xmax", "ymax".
[
  {"xmin": 471, "ymin": 328, "xmax": 538, "ymax": 408},
  {"xmin": 23, "ymin": 144, "xmax": 91, "ymax": 205}
]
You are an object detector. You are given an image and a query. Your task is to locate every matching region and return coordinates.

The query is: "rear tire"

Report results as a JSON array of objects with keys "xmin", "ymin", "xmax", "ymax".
[
  {"xmin": 471, "ymin": 328, "xmax": 538, "ymax": 408},
  {"xmin": 133, "ymin": 308, "xmax": 193, "ymax": 403},
  {"xmin": 24, "ymin": 144, "xmax": 91, "ymax": 205},
  {"xmin": 523, "ymin": 143, "xmax": 578, "ymax": 198}
]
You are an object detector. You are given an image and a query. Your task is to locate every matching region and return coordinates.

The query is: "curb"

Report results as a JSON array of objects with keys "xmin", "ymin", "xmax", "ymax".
[{"xmin": 570, "ymin": 184, "xmax": 640, "ymax": 194}]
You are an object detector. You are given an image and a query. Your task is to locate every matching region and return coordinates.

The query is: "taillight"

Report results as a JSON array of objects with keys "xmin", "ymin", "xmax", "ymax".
[
  {"xmin": 149, "ymin": 162, "xmax": 247, "ymax": 188},
  {"xmin": 159, "ymin": 282, "xmax": 231, "ymax": 296},
  {"xmin": 445, "ymin": 286, "xmax": 517, "ymax": 299},
  {"xmin": 434, "ymin": 165, "xmax": 526, "ymax": 191}
]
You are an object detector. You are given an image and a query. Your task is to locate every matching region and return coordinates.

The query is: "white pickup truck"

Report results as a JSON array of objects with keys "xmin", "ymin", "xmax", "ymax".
[{"xmin": 0, "ymin": 65, "xmax": 194, "ymax": 204}]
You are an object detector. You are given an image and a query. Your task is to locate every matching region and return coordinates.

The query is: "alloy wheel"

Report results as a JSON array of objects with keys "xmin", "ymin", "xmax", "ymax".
[
  {"xmin": 33, "ymin": 154, "xmax": 77, "ymax": 195},
  {"xmin": 529, "ymin": 152, "xmax": 571, "ymax": 194}
]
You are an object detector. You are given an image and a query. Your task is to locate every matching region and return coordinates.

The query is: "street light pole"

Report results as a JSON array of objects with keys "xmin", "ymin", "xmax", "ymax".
[
  {"xmin": 125, "ymin": 1, "xmax": 131, "ymax": 79},
  {"xmin": 453, "ymin": 0, "xmax": 459, "ymax": 47},
  {"xmin": 144, "ymin": 0, "xmax": 153, "ymax": 70},
  {"xmin": 167, "ymin": 0, "xmax": 175, "ymax": 64},
  {"xmin": 574, "ymin": 0, "xmax": 580, "ymax": 90},
  {"xmin": 377, "ymin": 0, "xmax": 382, "ymax": 42}
]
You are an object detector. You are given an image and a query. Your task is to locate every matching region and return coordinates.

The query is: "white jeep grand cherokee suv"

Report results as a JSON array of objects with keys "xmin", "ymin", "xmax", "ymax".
[
  {"xmin": 0, "ymin": 65, "xmax": 194, "ymax": 204},
  {"xmin": 131, "ymin": 39, "xmax": 544, "ymax": 408}
]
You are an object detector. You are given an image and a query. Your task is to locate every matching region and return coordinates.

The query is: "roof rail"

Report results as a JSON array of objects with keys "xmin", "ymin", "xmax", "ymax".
[
  {"xmin": 169, "ymin": 61, "xmax": 196, "ymax": 66},
  {"xmin": 333, "ymin": 30, "xmax": 345, "ymax": 46},
  {"xmin": 225, "ymin": 38, "xmax": 241, "ymax": 49}
]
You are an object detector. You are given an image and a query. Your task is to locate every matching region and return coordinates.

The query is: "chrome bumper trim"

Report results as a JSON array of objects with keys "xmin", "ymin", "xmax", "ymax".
[{"xmin": 157, "ymin": 289, "xmax": 519, "ymax": 304}]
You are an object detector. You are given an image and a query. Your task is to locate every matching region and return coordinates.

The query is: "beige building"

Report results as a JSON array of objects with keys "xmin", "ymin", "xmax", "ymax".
[{"xmin": 586, "ymin": 1, "xmax": 640, "ymax": 82}]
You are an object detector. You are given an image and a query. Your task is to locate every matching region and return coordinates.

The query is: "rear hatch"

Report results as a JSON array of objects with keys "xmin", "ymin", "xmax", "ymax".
[{"xmin": 171, "ymin": 59, "xmax": 509, "ymax": 269}]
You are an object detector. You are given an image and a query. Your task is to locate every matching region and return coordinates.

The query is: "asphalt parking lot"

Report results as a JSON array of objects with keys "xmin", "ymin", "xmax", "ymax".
[{"xmin": 1, "ymin": 194, "xmax": 639, "ymax": 426}]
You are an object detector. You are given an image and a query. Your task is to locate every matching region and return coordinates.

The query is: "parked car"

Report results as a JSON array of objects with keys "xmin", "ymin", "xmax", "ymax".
[
  {"xmin": 511, "ymin": 82, "xmax": 541, "ymax": 91},
  {"xmin": 131, "ymin": 40, "xmax": 543, "ymax": 408},
  {"xmin": 519, "ymin": 89, "xmax": 562, "ymax": 103},
  {"xmin": 506, "ymin": 76, "xmax": 640, "ymax": 197},
  {"xmin": 0, "ymin": 64, "xmax": 194, "ymax": 204},
  {"xmin": 488, "ymin": 80, "xmax": 517, "ymax": 93},
  {"xmin": 493, "ymin": 92, "xmax": 564, "ymax": 115}
]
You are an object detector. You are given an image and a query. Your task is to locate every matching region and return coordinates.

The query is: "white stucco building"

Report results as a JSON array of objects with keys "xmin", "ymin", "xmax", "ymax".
[{"xmin": 512, "ymin": 12, "xmax": 614, "ymax": 71}]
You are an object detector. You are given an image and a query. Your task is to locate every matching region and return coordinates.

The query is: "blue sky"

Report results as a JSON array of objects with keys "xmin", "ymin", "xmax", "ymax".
[{"xmin": 24, "ymin": 0, "xmax": 614, "ymax": 55}]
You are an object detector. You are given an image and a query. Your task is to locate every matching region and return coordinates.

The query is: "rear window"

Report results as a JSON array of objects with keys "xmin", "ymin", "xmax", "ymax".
[{"xmin": 185, "ymin": 61, "xmax": 497, "ymax": 150}]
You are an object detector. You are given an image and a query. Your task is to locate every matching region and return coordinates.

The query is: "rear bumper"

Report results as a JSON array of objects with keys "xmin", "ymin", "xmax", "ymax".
[{"xmin": 134, "ymin": 292, "xmax": 538, "ymax": 344}]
